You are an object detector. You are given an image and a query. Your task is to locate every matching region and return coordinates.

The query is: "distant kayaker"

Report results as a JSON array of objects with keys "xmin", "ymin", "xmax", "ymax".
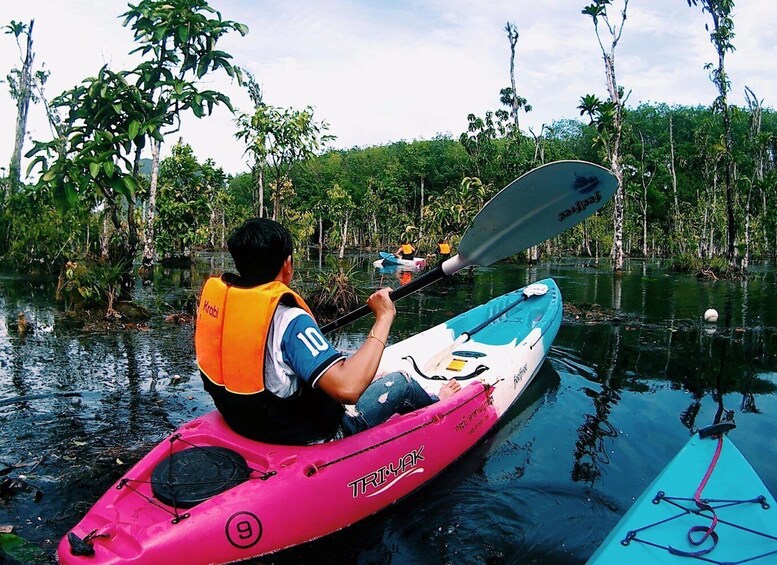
[
  {"xmin": 195, "ymin": 218, "xmax": 460, "ymax": 445},
  {"xmin": 394, "ymin": 240, "xmax": 416, "ymax": 259},
  {"xmin": 437, "ymin": 238, "xmax": 452, "ymax": 260}
]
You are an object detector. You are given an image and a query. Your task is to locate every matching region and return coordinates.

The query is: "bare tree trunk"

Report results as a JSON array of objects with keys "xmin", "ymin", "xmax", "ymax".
[
  {"xmin": 745, "ymin": 87, "xmax": 765, "ymax": 258},
  {"xmin": 642, "ymin": 187, "xmax": 648, "ymax": 258},
  {"xmin": 667, "ymin": 115, "xmax": 682, "ymax": 252},
  {"xmin": 722, "ymin": 91, "xmax": 736, "ymax": 269},
  {"xmin": 142, "ymin": 138, "xmax": 161, "ymax": 265},
  {"xmin": 209, "ymin": 207, "xmax": 217, "ymax": 248},
  {"xmin": 589, "ymin": 0, "xmax": 630, "ymax": 271},
  {"xmin": 419, "ymin": 176, "xmax": 425, "ymax": 242},
  {"xmin": 101, "ymin": 213, "xmax": 111, "ymax": 259},
  {"xmin": 529, "ymin": 125, "xmax": 547, "ymax": 167},
  {"xmin": 9, "ymin": 20, "xmax": 35, "ymax": 196},
  {"xmin": 505, "ymin": 21, "xmax": 521, "ymax": 132},
  {"xmin": 637, "ymin": 132, "xmax": 652, "ymax": 258},
  {"xmin": 272, "ymin": 174, "xmax": 281, "ymax": 221},
  {"xmin": 318, "ymin": 215, "xmax": 324, "ymax": 259},
  {"xmin": 709, "ymin": 170, "xmax": 718, "ymax": 256},
  {"xmin": 338, "ymin": 212, "xmax": 349, "ymax": 259},
  {"xmin": 255, "ymin": 165, "xmax": 265, "ymax": 218},
  {"xmin": 583, "ymin": 220, "xmax": 591, "ymax": 256},
  {"xmin": 700, "ymin": 205, "xmax": 709, "ymax": 259},
  {"xmin": 743, "ymin": 179, "xmax": 751, "ymax": 270},
  {"xmin": 221, "ymin": 210, "xmax": 225, "ymax": 249}
]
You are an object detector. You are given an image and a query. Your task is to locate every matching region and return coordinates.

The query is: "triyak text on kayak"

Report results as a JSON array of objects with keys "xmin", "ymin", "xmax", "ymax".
[{"xmin": 348, "ymin": 447, "xmax": 425, "ymax": 498}]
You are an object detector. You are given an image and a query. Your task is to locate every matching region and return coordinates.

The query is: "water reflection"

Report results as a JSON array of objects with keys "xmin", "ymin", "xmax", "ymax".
[
  {"xmin": 572, "ymin": 276, "xmax": 623, "ymax": 484},
  {"xmin": 1, "ymin": 257, "xmax": 776, "ymax": 563}
]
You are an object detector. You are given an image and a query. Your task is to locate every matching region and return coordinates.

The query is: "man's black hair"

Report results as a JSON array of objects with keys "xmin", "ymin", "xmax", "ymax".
[{"xmin": 227, "ymin": 218, "xmax": 293, "ymax": 285}]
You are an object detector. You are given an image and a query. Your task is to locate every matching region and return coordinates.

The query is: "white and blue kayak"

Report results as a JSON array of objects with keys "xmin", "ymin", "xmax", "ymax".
[
  {"xmin": 376, "ymin": 251, "xmax": 427, "ymax": 269},
  {"xmin": 589, "ymin": 424, "xmax": 777, "ymax": 563}
]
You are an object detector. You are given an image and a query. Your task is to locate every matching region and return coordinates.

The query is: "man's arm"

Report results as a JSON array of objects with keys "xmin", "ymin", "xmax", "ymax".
[{"xmin": 316, "ymin": 288, "xmax": 395, "ymax": 404}]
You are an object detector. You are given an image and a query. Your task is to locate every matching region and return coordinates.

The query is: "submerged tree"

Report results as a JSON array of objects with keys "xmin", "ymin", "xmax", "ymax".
[
  {"xmin": 26, "ymin": 0, "xmax": 245, "ymax": 272},
  {"xmin": 235, "ymin": 73, "xmax": 267, "ymax": 218},
  {"xmin": 581, "ymin": 0, "xmax": 630, "ymax": 271},
  {"xmin": 687, "ymin": 0, "xmax": 737, "ymax": 269},
  {"xmin": 155, "ymin": 142, "xmax": 225, "ymax": 262},
  {"xmin": 500, "ymin": 22, "xmax": 531, "ymax": 135},
  {"xmin": 4, "ymin": 20, "xmax": 46, "ymax": 197},
  {"xmin": 236, "ymin": 103, "xmax": 333, "ymax": 222},
  {"xmin": 121, "ymin": 0, "xmax": 247, "ymax": 266}
]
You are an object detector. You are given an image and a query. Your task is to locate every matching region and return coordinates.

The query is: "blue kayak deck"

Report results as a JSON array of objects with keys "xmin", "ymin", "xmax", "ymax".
[{"xmin": 589, "ymin": 434, "xmax": 777, "ymax": 563}]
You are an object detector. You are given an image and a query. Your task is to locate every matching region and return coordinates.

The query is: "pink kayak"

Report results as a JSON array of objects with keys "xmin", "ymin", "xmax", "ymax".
[{"xmin": 58, "ymin": 279, "xmax": 561, "ymax": 564}]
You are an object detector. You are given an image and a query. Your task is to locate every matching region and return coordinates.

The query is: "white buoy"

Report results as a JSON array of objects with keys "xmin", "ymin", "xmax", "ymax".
[{"xmin": 704, "ymin": 308, "xmax": 719, "ymax": 323}]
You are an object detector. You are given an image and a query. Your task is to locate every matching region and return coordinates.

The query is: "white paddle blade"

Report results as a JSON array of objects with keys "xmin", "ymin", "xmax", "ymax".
[{"xmin": 458, "ymin": 160, "xmax": 618, "ymax": 267}]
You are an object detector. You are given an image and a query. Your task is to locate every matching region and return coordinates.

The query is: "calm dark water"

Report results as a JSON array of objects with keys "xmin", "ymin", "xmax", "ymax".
[{"xmin": 1, "ymin": 255, "xmax": 776, "ymax": 564}]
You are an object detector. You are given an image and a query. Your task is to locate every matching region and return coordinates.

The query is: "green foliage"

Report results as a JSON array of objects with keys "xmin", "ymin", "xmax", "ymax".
[
  {"xmin": 122, "ymin": 0, "xmax": 247, "ymax": 86},
  {"xmin": 56, "ymin": 258, "xmax": 130, "ymax": 312},
  {"xmin": 0, "ymin": 186, "xmax": 93, "ymax": 273},
  {"xmin": 669, "ymin": 252, "xmax": 729, "ymax": 275},
  {"xmin": 0, "ymin": 533, "xmax": 49, "ymax": 565},
  {"xmin": 300, "ymin": 264, "xmax": 366, "ymax": 322},
  {"xmin": 235, "ymin": 101, "xmax": 334, "ymax": 220},
  {"xmin": 422, "ymin": 176, "xmax": 487, "ymax": 245},
  {"xmin": 155, "ymin": 142, "xmax": 225, "ymax": 258},
  {"xmin": 121, "ymin": 0, "xmax": 246, "ymax": 120},
  {"xmin": 25, "ymin": 66, "xmax": 156, "ymax": 214},
  {"xmin": 19, "ymin": 0, "xmax": 246, "ymax": 275}
]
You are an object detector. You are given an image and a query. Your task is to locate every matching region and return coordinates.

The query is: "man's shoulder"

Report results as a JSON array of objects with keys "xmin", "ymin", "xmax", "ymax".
[
  {"xmin": 275, "ymin": 305, "xmax": 317, "ymax": 341},
  {"xmin": 275, "ymin": 303, "xmax": 312, "ymax": 322}
]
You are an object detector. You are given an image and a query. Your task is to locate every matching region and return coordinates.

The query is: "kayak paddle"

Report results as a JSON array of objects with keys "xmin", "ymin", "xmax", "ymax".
[{"xmin": 320, "ymin": 160, "xmax": 618, "ymax": 334}]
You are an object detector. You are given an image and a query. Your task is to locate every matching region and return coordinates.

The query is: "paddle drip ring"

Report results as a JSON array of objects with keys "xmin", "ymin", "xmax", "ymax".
[{"xmin": 151, "ymin": 446, "xmax": 251, "ymax": 508}]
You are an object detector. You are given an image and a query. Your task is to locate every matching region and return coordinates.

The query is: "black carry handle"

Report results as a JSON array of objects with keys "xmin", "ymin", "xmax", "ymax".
[{"xmin": 320, "ymin": 265, "xmax": 446, "ymax": 334}]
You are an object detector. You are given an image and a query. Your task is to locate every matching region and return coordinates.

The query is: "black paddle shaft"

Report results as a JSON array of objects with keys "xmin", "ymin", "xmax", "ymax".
[{"xmin": 320, "ymin": 265, "xmax": 447, "ymax": 334}]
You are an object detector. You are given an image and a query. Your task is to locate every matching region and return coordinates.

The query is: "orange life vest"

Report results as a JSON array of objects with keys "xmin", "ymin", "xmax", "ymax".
[
  {"xmin": 438, "ymin": 242, "xmax": 451, "ymax": 255},
  {"xmin": 400, "ymin": 243, "xmax": 414, "ymax": 257},
  {"xmin": 195, "ymin": 277, "xmax": 315, "ymax": 395}
]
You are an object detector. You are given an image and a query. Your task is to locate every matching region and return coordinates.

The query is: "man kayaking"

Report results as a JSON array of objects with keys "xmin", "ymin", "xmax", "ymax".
[
  {"xmin": 195, "ymin": 218, "xmax": 460, "ymax": 445},
  {"xmin": 394, "ymin": 238, "xmax": 416, "ymax": 259},
  {"xmin": 436, "ymin": 238, "xmax": 451, "ymax": 260}
]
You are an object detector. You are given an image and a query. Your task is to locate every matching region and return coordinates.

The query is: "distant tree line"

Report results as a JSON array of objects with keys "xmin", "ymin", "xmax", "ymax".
[{"xmin": 1, "ymin": 0, "xmax": 775, "ymax": 311}]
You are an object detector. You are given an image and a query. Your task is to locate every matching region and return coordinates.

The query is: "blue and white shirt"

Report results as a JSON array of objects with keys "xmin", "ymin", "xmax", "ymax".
[{"xmin": 264, "ymin": 304, "xmax": 345, "ymax": 398}]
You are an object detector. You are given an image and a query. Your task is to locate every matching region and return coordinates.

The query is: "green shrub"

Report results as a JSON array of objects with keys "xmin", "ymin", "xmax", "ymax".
[
  {"xmin": 300, "ymin": 264, "xmax": 366, "ymax": 323},
  {"xmin": 56, "ymin": 258, "xmax": 131, "ymax": 315}
]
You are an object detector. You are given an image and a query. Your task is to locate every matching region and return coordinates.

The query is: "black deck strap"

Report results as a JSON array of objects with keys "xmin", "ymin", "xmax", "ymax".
[
  {"xmin": 698, "ymin": 421, "xmax": 736, "ymax": 439},
  {"xmin": 403, "ymin": 355, "xmax": 489, "ymax": 381}
]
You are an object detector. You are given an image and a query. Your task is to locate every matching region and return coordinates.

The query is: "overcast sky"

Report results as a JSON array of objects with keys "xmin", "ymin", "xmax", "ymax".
[{"xmin": 2, "ymin": 0, "xmax": 775, "ymax": 177}]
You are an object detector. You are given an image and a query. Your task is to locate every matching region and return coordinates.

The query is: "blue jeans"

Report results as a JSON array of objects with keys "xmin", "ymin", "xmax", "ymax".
[{"xmin": 340, "ymin": 371, "xmax": 437, "ymax": 436}]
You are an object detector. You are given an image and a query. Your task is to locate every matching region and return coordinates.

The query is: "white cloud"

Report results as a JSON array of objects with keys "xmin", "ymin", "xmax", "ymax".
[{"xmin": 0, "ymin": 0, "xmax": 774, "ymax": 179}]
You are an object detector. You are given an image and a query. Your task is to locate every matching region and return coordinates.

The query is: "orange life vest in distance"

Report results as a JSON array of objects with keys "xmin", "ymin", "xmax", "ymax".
[
  {"xmin": 401, "ymin": 243, "xmax": 414, "ymax": 255},
  {"xmin": 438, "ymin": 242, "xmax": 451, "ymax": 255},
  {"xmin": 195, "ymin": 277, "xmax": 315, "ymax": 395}
]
